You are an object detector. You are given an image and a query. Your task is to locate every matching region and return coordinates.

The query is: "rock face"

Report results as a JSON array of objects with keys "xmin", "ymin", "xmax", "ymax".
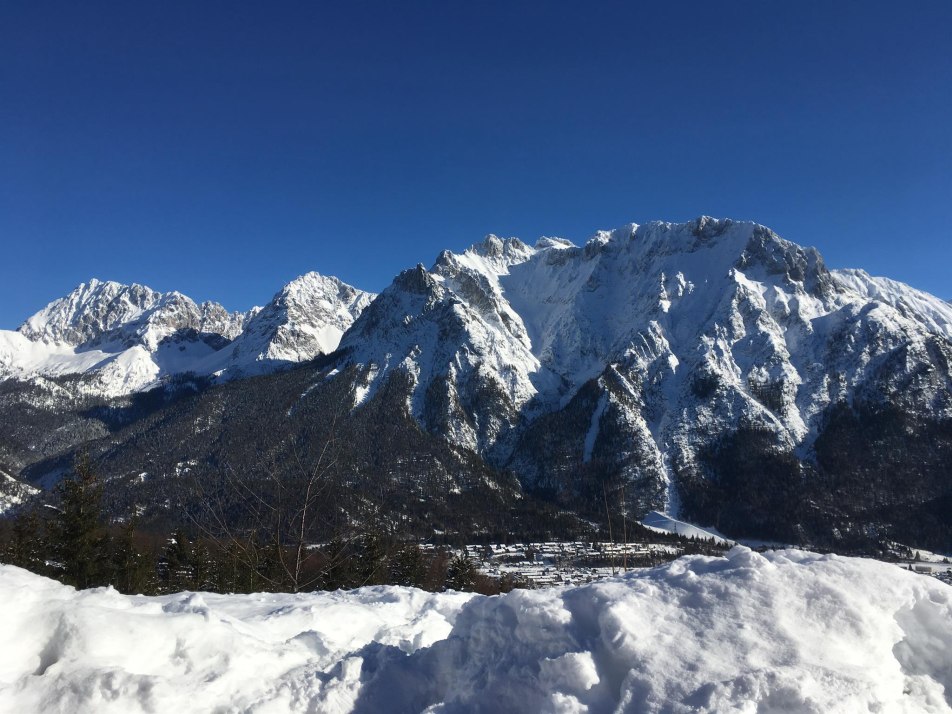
[{"xmin": 0, "ymin": 274, "xmax": 375, "ymax": 396}]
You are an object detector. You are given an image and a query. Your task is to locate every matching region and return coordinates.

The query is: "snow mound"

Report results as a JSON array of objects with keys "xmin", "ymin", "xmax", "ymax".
[{"xmin": 1, "ymin": 548, "xmax": 951, "ymax": 713}]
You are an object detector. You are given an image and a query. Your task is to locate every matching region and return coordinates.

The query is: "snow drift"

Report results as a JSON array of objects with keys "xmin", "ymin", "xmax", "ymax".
[{"xmin": 1, "ymin": 548, "xmax": 950, "ymax": 713}]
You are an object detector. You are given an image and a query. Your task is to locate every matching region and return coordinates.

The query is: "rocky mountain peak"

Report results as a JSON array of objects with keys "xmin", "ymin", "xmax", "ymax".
[
  {"xmin": 200, "ymin": 272, "xmax": 375, "ymax": 376},
  {"xmin": 18, "ymin": 279, "xmax": 163, "ymax": 346},
  {"xmin": 536, "ymin": 236, "xmax": 576, "ymax": 250},
  {"xmin": 392, "ymin": 264, "xmax": 440, "ymax": 295},
  {"xmin": 2, "ymin": 270, "xmax": 374, "ymax": 393},
  {"xmin": 22, "ymin": 280, "xmax": 250, "ymax": 354},
  {"xmin": 469, "ymin": 234, "xmax": 531, "ymax": 261}
]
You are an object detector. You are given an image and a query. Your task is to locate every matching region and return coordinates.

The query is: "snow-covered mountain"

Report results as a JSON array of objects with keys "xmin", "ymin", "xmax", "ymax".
[
  {"xmin": 0, "ymin": 274, "xmax": 374, "ymax": 396},
  {"xmin": 17, "ymin": 278, "xmax": 248, "ymax": 348},
  {"xmin": 3, "ymin": 217, "xmax": 950, "ymax": 549},
  {"xmin": 333, "ymin": 217, "xmax": 952, "ymax": 520},
  {"xmin": 199, "ymin": 272, "xmax": 375, "ymax": 378}
]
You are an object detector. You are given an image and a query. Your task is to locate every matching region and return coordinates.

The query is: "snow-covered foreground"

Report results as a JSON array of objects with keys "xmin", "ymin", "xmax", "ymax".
[{"xmin": 1, "ymin": 548, "xmax": 951, "ymax": 714}]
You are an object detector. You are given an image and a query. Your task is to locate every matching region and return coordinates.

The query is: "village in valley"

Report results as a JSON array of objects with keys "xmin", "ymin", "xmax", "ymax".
[{"xmin": 460, "ymin": 540, "xmax": 709, "ymax": 588}]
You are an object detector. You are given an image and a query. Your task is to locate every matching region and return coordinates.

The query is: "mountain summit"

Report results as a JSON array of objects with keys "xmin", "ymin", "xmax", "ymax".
[
  {"xmin": 18, "ymin": 278, "xmax": 248, "ymax": 349},
  {"xmin": 199, "ymin": 272, "xmax": 375, "ymax": 378},
  {"xmin": 0, "ymin": 273, "xmax": 374, "ymax": 396}
]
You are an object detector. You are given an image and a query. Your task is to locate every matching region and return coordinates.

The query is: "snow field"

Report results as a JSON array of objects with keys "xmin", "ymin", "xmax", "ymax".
[
  {"xmin": 640, "ymin": 510, "xmax": 734, "ymax": 545},
  {"xmin": 1, "ymin": 547, "xmax": 950, "ymax": 713}
]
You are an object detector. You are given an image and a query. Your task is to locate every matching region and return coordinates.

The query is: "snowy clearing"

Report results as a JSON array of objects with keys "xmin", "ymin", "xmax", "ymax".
[
  {"xmin": 640, "ymin": 510, "xmax": 734, "ymax": 545},
  {"xmin": 1, "ymin": 547, "xmax": 951, "ymax": 713}
]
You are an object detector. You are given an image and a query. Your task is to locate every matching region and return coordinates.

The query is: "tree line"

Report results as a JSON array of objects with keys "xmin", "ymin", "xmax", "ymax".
[{"xmin": 0, "ymin": 455, "xmax": 514, "ymax": 596}]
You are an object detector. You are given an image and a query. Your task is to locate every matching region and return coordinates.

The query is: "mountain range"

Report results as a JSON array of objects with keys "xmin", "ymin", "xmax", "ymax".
[
  {"xmin": 0, "ymin": 273, "xmax": 373, "ymax": 396},
  {"xmin": 1, "ymin": 217, "xmax": 950, "ymax": 551}
]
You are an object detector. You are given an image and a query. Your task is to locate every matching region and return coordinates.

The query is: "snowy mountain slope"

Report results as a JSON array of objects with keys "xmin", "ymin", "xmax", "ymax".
[
  {"xmin": 338, "ymin": 239, "xmax": 547, "ymax": 459},
  {"xmin": 198, "ymin": 272, "xmax": 375, "ymax": 378},
  {"xmin": 0, "ymin": 468, "xmax": 38, "ymax": 515},
  {"xmin": 0, "ymin": 274, "xmax": 374, "ymax": 396},
  {"xmin": 830, "ymin": 268, "xmax": 952, "ymax": 341},
  {"xmin": 640, "ymin": 510, "xmax": 733, "ymax": 545},
  {"xmin": 18, "ymin": 278, "xmax": 247, "ymax": 349},
  {"xmin": 332, "ymin": 217, "xmax": 952, "ymax": 524},
  {"xmin": 2, "ymin": 548, "xmax": 951, "ymax": 713}
]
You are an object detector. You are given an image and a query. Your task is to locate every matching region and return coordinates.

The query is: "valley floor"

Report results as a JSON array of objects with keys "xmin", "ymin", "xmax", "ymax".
[
  {"xmin": 458, "ymin": 540, "xmax": 704, "ymax": 588},
  {"xmin": 2, "ymin": 547, "xmax": 951, "ymax": 713}
]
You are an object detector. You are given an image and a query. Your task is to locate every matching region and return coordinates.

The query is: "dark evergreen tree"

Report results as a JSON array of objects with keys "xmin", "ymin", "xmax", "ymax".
[
  {"xmin": 3, "ymin": 509, "xmax": 46, "ymax": 574},
  {"xmin": 219, "ymin": 540, "xmax": 248, "ymax": 593},
  {"xmin": 162, "ymin": 529, "xmax": 195, "ymax": 592},
  {"xmin": 189, "ymin": 539, "xmax": 215, "ymax": 592},
  {"xmin": 49, "ymin": 453, "xmax": 110, "ymax": 589},
  {"xmin": 388, "ymin": 543, "xmax": 426, "ymax": 588},
  {"xmin": 319, "ymin": 538, "xmax": 352, "ymax": 590},
  {"xmin": 445, "ymin": 553, "xmax": 477, "ymax": 592},
  {"xmin": 352, "ymin": 531, "xmax": 388, "ymax": 587},
  {"xmin": 110, "ymin": 518, "xmax": 153, "ymax": 594}
]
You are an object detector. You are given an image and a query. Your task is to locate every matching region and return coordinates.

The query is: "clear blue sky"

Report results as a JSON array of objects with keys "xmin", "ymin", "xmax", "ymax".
[{"xmin": 1, "ymin": 1, "xmax": 949, "ymax": 327}]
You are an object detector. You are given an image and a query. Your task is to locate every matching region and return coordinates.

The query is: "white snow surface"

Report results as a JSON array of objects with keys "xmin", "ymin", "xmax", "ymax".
[
  {"xmin": 0, "ymin": 274, "xmax": 374, "ymax": 396},
  {"xmin": 641, "ymin": 510, "xmax": 734, "ymax": 545},
  {"xmin": 2, "ymin": 547, "xmax": 951, "ymax": 713},
  {"xmin": 831, "ymin": 269, "xmax": 952, "ymax": 341}
]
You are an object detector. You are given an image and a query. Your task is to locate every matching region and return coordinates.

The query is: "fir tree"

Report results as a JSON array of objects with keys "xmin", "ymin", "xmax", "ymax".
[
  {"xmin": 189, "ymin": 539, "xmax": 214, "ymax": 592},
  {"xmin": 110, "ymin": 518, "xmax": 153, "ymax": 595},
  {"xmin": 388, "ymin": 543, "xmax": 426, "ymax": 587},
  {"xmin": 445, "ymin": 553, "xmax": 478, "ymax": 592},
  {"xmin": 49, "ymin": 453, "xmax": 110, "ymax": 589},
  {"xmin": 3, "ymin": 509, "xmax": 46, "ymax": 574},
  {"xmin": 162, "ymin": 529, "xmax": 195, "ymax": 592},
  {"xmin": 352, "ymin": 531, "xmax": 388, "ymax": 587}
]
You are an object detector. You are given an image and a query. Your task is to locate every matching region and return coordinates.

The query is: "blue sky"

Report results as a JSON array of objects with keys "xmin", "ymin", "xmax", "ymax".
[{"xmin": 1, "ymin": 1, "xmax": 949, "ymax": 327}]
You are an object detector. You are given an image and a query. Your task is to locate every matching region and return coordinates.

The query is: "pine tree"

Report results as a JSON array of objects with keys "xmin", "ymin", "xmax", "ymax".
[
  {"xmin": 319, "ymin": 537, "xmax": 351, "ymax": 590},
  {"xmin": 219, "ymin": 540, "xmax": 246, "ymax": 593},
  {"xmin": 110, "ymin": 518, "xmax": 153, "ymax": 594},
  {"xmin": 189, "ymin": 539, "xmax": 214, "ymax": 592},
  {"xmin": 352, "ymin": 531, "xmax": 388, "ymax": 587},
  {"xmin": 162, "ymin": 529, "xmax": 195, "ymax": 592},
  {"xmin": 49, "ymin": 454, "xmax": 110, "ymax": 589},
  {"xmin": 389, "ymin": 543, "xmax": 426, "ymax": 587},
  {"xmin": 3, "ymin": 509, "xmax": 46, "ymax": 574},
  {"xmin": 445, "ymin": 553, "xmax": 478, "ymax": 592}
]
